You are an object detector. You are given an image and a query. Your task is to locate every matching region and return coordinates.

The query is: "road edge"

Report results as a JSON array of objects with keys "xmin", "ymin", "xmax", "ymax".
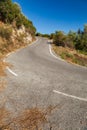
[
  {"xmin": 49, "ymin": 43, "xmax": 87, "ymax": 69},
  {"xmin": 4, "ymin": 37, "xmax": 38, "ymax": 77}
]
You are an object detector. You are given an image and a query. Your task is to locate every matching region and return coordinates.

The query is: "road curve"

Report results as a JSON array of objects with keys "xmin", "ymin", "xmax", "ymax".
[{"xmin": 2, "ymin": 38, "xmax": 87, "ymax": 129}]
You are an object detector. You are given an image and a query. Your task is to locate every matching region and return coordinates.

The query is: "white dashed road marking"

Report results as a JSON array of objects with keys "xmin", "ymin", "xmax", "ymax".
[
  {"xmin": 7, "ymin": 67, "xmax": 18, "ymax": 77},
  {"xmin": 49, "ymin": 44, "xmax": 64, "ymax": 61},
  {"xmin": 6, "ymin": 38, "xmax": 39, "ymax": 77},
  {"xmin": 53, "ymin": 90, "xmax": 87, "ymax": 102}
]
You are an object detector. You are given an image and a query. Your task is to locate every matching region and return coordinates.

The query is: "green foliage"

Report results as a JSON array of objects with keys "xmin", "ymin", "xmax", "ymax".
[
  {"xmin": 41, "ymin": 34, "xmax": 50, "ymax": 38},
  {"xmin": 0, "ymin": 0, "xmax": 14, "ymax": 23},
  {"xmin": 50, "ymin": 33, "xmax": 55, "ymax": 39},
  {"xmin": 53, "ymin": 30, "xmax": 77, "ymax": 48},
  {"xmin": 36, "ymin": 32, "xmax": 42, "ymax": 36},
  {"xmin": 84, "ymin": 24, "xmax": 87, "ymax": 34},
  {"xmin": 65, "ymin": 31, "xmax": 76, "ymax": 48},
  {"xmin": 36, "ymin": 32, "xmax": 50, "ymax": 38},
  {"xmin": 53, "ymin": 31, "xmax": 66, "ymax": 47},
  {"xmin": 75, "ymin": 25, "xmax": 87, "ymax": 52},
  {"xmin": 0, "ymin": 0, "xmax": 36, "ymax": 36},
  {"xmin": 75, "ymin": 34, "xmax": 87, "ymax": 52},
  {"xmin": 53, "ymin": 25, "xmax": 87, "ymax": 53}
]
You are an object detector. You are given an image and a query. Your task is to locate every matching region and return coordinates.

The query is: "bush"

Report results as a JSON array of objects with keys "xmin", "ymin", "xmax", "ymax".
[
  {"xmin": 53, "ymin": 26, "xmax": 87, "ymax": 53},
  {"xmin": 53, "ymin": 31, "xmax": 66, "ymax": 47},
  {"xmin": 0, "ymin": 0, "xmax": 36, "ymax": 36},
  {"xmin": 75, "ymin": 34, "xmax": 87, "ymax": 52}
]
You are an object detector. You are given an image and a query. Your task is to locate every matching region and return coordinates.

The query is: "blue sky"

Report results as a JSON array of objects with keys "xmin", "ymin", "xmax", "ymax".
[{"xmin": 12, "ymin": 0, "xmax": 87, "ymax": 34}]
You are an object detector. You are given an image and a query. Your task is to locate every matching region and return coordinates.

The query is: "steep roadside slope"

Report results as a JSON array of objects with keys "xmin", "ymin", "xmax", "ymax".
[{"xmin": 0, "ymin": 0, "xmax": 36, "ymax": 76}]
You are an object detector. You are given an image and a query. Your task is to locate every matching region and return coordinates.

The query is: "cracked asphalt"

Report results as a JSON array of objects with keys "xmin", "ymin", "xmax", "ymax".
[{"xmin": 1, "ymin": 37, "xmax": 87, "ymax": 130}]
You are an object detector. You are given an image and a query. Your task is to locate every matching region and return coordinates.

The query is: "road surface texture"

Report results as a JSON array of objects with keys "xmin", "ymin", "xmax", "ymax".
[{"xmin": 1, "ymin": 37, "xmax": 87, "ymax": 130}]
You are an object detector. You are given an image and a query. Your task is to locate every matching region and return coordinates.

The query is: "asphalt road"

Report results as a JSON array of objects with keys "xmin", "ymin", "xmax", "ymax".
[{"xmin": 1, "ymin": 37, "xmax": 87, "ymax": 129}]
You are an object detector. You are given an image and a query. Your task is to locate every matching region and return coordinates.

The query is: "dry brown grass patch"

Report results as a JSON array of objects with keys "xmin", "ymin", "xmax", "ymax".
[
  {"xmin": 52, "ymin": 44, "xmax": 87, "ymax": 67},
  {"xmin": 0, "ymin": 61, "xmax": 6, "ymax": 76},
  {"xmin": 0, "ymin": 107, "xmax": 10, "ymax": 130},
  {"xmin": 0, "ymin": 107, "xmax": 48, "ymax": 130},
  {"xmin": 17, "ymin": 108, "xmax": 47, "ymax": 130},
  {"xmin": 0, "ymin": 105, "xmax": 59, "ymax": 130},
  {"xmin": 0, "ymin": 61, "xmax": 8, "ymax": 76}
]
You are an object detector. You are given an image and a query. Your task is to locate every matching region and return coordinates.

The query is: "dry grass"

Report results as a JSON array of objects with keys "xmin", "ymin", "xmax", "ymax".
[
  {"xmin": 0, "ymin": 105, "xmax": 58, "ymax": 130},
  {"xmin": 17, "ymin": 108, "xmax": 47, "ymax": 130},
  {"xmin": 0, "ymin": 61, "xmax": 7, "ymax": 76},
  {"xmin": 0, "ymin": 108, "xmax": 46, "ymax": 130},
  {"xmin": 0, "ymin": 22, "xmax": 35, "ymax": 77},
  {"xmin": 0, "ymin": 55, "xmax": 12, "ymax": 77},
  {"xmin": 0, "ymin": 107, "xmax": 10, "ymax": 130},
  {"xmin": 52, "ymin": 44, "xmax": 87, "ymax": 67}
]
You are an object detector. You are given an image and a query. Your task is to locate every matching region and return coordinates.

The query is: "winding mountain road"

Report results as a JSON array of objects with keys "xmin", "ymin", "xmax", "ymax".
[{"xmin": 2, "ymin": 38, "xmax": 87, "ymax": 129}]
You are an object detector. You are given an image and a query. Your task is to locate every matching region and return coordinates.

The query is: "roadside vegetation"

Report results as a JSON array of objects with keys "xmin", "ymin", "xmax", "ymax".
[
  {"xmin": 0, "ymin": 0, "xmax": 36, "ymax": 76},
  {"xmin": 0, "ymin": 0, "xmax": 36, "ymax": 36},
  {"xmin": 36, "ymin": 32, "xmax": 50, "ymax": 38},
  {"xmin": 0, "ymin": 4, "xmax": 37, "ymax": 127},
  {"xmin": 0, "ymin": 105, "xmax": 58, "ymax": 130},
  {"xmin": 51, "ymin": 25, "xmax": 87, "ymax": 66}
]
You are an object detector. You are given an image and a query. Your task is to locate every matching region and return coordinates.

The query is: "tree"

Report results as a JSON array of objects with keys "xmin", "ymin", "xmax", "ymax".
[
  {"xmin": 65, "ymin": 31, "xmax": 77, "ymax": 48},
  {"xmin": 0, "ymin": 0, "xmax": 36, "ymax": 35},
  {"xmin": 75, "ymin": 26, "xmax": 87, "ymax": 52},
  {"xmin": 36, "ymin": 32, "xmax": 42, "ymax": 36},
  {"xmin": 50, "ymin": 33, "xmax": 55, "ymax": 39},
  {"xmin": 53, "ymin": 31, "xmax": 66, "ymax": 47},
  {"xmin": 84, "ymin": 24, "xmax": 87, "ymax": 34},
  {"xmin": 77, "ymin": 28, "xmax": 82, "ymax": 35},
  {"xmin": 0, "ymin": 0, "xmax": 13, "ymax": 23}
]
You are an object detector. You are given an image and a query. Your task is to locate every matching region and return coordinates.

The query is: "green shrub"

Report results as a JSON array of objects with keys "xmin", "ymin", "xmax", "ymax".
[
  {"xmin": 53, "ymin": 31, "xmax": 66, "ymax": 47},
  {"xmin": 0, "ymin": 0, "xmax": 36, "ymax": 36}
]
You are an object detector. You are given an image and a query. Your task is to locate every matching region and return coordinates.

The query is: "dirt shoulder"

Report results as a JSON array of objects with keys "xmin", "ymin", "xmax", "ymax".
[{"xmin": 52, "ymin": 44, "xmax": 87, "ymax": 67}]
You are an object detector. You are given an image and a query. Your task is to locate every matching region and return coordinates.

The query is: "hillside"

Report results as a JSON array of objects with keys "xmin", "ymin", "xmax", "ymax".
[
  {"xmin": 0, "ymin": 0, "xmax": 36, "ymax": 76},
  {"xmin": 0, "ymin": 0, "xmax": 36, "ymax": 57},
  {"xmin": 0, "ymin": 22, "xmax": 35, "ymax": 57}
]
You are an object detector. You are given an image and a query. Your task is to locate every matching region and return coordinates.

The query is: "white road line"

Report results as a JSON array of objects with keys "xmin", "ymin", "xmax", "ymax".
[
  {"xmin": 53, "ymin": 90, "xmax": 87, "ymax": 102},
  {"xmin": 7, "ymin": 67, "xmax": 18, "ymax": 77},
  {"xmin": 49, "ymin": 43, "xmax": 87, "ymax": 69},
  {"xmin": 49, "ymin": 44, "xmax": 64, "ymax": 61},
  {"xmin": 5, "ymin": 38, "xmax": 39, "ymax": 77}
]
